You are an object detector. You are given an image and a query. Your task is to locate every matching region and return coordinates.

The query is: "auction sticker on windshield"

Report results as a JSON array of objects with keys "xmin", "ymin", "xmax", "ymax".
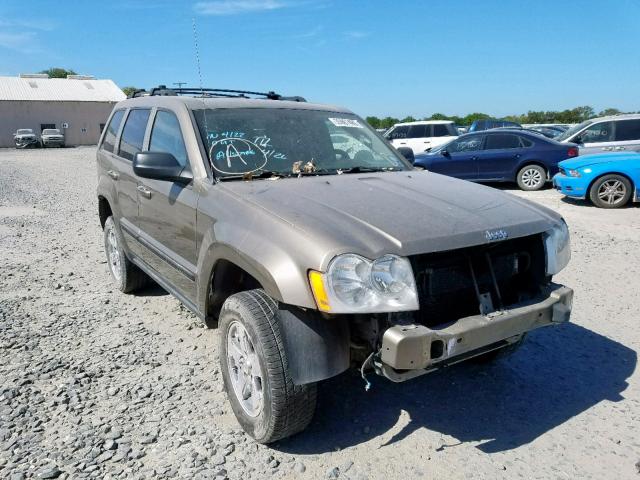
[{"xmin": 328, "ymin": 118, "xmax": 364, "ymax": 128}]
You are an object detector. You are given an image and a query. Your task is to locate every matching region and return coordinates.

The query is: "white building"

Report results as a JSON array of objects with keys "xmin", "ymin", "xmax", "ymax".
[{"xmin": 0, "ymin": 74, "xmax": 125, "ymax": 147}]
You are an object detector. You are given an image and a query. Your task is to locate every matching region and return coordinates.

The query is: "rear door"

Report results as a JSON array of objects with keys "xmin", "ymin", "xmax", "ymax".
[
  {"xmin": 405, "ymin": 124, "xmax": 430, "ymax": 153},
  {"xmin": 135, "ymin": 108, "xmax": 198, "ymax": 299},
  {"xmin": 612, "ymin": 119, "xmax": 640, "ymax": 153},
  {"xmin": 477, "ymin": 133, "xmax": 525, "ymax": 180}
]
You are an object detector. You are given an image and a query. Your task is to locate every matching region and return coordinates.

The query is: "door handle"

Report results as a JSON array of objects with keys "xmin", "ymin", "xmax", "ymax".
[
  {"xmin": 614, "ymin": 146, "xmax": 625, "ymax": 151},
  {"xmin": 137, "ymin": 185, "xmax": 152, "ymax": 199},
  {"xmin": 514, "ymin": 154, "xmax": 521, "ymax": 159},
  {"xmin": 602, "ymin": 147, "xmax": 613, "ymax": 151},
  {"xmin": 471, "ymin": 156, "xmax": 479, "ymax": 161},
  {"xmin": 107, "ymin": 170, "xmax": 119, "ymax": 180}
]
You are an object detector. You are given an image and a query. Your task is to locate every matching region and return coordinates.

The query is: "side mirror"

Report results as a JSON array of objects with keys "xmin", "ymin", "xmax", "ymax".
[
  {"xmin": 396, "ymin": 147, "xmax": 415, "ymax": 164},
  {"xmin": 133, "ymin": 152, "xmax": 192, "ymax": 184},
  {"xmin": 424, "ymin": 147, "xmax": 432, "ymax": 152},
  {"xmin": 441, "ymin": 149, "xmax": 450, "ymax": 157}
]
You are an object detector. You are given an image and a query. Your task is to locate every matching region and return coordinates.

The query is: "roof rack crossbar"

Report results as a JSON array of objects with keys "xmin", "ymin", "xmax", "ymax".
[{"xmin": 128, "ymin": 85, "xmax": 305, "ymax": 102}]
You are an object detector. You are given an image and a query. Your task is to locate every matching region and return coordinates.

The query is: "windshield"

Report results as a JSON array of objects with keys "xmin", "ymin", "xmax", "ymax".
[
  {"xmin": 193, "ymin": 108, "xmax": 410, "ymax": 178},
  {"xmin": 17, "ymin": 129, "xmax": 33, "ymax": 135},
  {"xmin": 43, "ymin": 129, "xmax": 60, "ymax": 135},
  {"xmin": 555, "ymin": 120, "xmax": 592, "ymax": 142}
]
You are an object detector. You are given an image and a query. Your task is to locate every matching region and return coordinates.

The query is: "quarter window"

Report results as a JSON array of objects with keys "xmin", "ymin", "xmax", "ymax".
[
  {"xmin": 614, "ymin": 120, "xmax": 640, "ymax": 142},
  {"xmin": 149, "ymin": 111, "xmax": 188, "ymax": 167},
  {"xmin": 102, "ymin": 110, "xmax": 125, "ymax": 153},
  {"xmin": 581, "ymin": 121, "xmax": 614, "ymax": 143},
  {"xmin": 484, "ymin": 134, "xmax": 521, "ymax": 150},
  {"xmin": 118, "ymin": 109, "xmax": 151, "ymax": 161}
]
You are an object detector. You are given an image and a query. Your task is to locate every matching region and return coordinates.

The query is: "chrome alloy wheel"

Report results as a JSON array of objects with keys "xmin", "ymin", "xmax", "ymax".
[
  {"xmin": 598, "ymin": 179, "xmax": 627, "ymax": 205},
  {"xmin": 521, "ymin": 168, "xmax": 543, "ymax": 188},
  {"xmin": 226, "ymin": 321, "xmax": 264, "ymax": 417},
  {"xmin": 106, "ymin": 226, "xmax": 122, "ymax": 282}
]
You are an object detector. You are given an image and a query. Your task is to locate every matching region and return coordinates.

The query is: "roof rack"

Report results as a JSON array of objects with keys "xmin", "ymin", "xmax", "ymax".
[{"xmin": 128, "ymin": 85, "xmax": 306, "ymax": 102}]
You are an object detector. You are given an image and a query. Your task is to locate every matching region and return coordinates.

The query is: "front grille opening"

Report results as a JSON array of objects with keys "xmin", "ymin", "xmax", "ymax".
[{"xmin": 411, "ymin": 234, "xmax": 546, "ymax": 327}]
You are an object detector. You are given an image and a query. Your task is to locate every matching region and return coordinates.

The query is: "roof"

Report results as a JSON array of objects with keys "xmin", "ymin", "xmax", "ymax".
[
  {"xmin": 394, "ymin": 120, "xmax": 454, "ymax": 126},
  {"xmin": 120, "ymin": 95, "xmax": 352, "ymax": 113},
  {"xmin": 0, "ymin": 76, "xmax": 126, "ymax": 102},
  {"xmin": 590, "ymin": 113, "xmax": 640, "ymax": 122}
]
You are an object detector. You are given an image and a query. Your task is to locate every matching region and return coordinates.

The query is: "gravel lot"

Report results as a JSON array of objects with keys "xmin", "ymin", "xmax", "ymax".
[{"xmin": 1, "ymin": 146, "xmax": 638, "ymax": 480}]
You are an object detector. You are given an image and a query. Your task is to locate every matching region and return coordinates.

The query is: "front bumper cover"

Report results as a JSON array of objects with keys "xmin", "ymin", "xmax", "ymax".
[{"xmin": 378, "ymin": 283, "xmax": 573, "ymax": 382}]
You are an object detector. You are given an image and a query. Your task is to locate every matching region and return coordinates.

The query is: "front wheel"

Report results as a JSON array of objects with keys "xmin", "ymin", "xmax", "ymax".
[
  {"xmin": 517, "ymin": 165, "xmax": 546, "ymax": 191},
  {"xmin": 589, "ymin": 174, "xmax": 632, "ymax": 208},
  {"xmin": 219, "ymin": 289, "xmax": 317, "ymax": 443}
]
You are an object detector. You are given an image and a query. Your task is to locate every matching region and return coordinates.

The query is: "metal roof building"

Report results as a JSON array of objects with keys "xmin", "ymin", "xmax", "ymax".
[{"xmin": 0, "ymin": 75, "xmax": 125, "ymax": 148}]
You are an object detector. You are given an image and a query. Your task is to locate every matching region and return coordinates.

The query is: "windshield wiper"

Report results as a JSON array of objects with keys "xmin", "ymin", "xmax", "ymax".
[
  {"xmin": 337, "ymin": 166, "xmax": 403, "ymax": 174},
  {"xmin": 217, "ymin": 169, "xmax": 290, "ymax": 181}
]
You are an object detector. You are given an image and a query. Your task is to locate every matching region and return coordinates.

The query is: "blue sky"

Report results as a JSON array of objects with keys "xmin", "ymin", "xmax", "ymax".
[{"xmin": 1, "ymin": 0, "xmax": 639, "ymax": 118}]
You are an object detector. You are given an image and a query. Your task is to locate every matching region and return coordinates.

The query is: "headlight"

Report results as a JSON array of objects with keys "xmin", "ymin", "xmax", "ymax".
[
  {"xmin": 309, "ymin": 254, "xmax": 419, "ymax": 313},
  {"xmin": 544, "ymin": 221, "xmax": 571, "ymax": 275},
  {"xmin": 567, "ymin": 169, "xmax": 581, "ymax": 177}
]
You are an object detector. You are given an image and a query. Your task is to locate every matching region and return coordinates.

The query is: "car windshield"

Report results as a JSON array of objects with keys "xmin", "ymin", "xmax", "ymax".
[
  {"xmin": 43, "ymin": 129, "xmax": 60, "ymax": 135},
  {"xmin": 193, "ymin": 108, "xmax": 409, "ymax": 178},
  {"xmin": 17, "ymin": 129, "xmax": 33, "ymax": 135},
  {"xmin": 555, "ymin": 120, "xmax": 592, "ymax": 142}
]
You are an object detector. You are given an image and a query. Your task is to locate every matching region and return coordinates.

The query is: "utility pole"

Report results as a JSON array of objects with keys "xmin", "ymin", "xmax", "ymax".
[{"xmin": 173, "ymin": 82, "xmax": 186, "ymax": 89}]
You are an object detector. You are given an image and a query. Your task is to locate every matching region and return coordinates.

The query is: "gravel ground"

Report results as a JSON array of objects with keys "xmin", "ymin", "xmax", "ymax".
[{"xmin": 1, "ymin": 146, "xmax": 638, "ymax": 480}]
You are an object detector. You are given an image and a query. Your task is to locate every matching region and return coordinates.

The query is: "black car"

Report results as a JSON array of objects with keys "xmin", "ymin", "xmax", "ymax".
[{"xmin": 414, "ymin": 129, "xmax": 579, "ymax": 190}]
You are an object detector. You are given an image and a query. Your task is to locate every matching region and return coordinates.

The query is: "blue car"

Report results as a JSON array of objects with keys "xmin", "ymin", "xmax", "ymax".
[
  {"xmin": 414, "ymin": 129, "xmax": 579, "ymax": 191},
  {"xmin": 553, "ymin": 152, "xmax": 640, "ymax": 208}
]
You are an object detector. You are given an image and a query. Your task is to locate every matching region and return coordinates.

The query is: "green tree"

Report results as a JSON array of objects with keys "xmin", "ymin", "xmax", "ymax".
[
  {"xmin": 121, "ymin": 86, "xmax": 140, "ymax": 98},
  {"xmin": 400, "ymin": 116, "xmax": 416, "ymax": 123},
  {"xmin": 598, "ymin": 108, "xmax": 621, "ymax": 117},
  {"xmin": 380, "ymin": 116, "xmax": 400, "ymax": 129},
  {"xmin": 462, "ymin": 112, "xmax": 490, "ymax": 125},
  {"xmin": 39, "ymin": 67, "xmax": 77, "ymax": 78},
  {"xmin": 428, "ymin": 113, "xmax": 449, "ymax": 120}
]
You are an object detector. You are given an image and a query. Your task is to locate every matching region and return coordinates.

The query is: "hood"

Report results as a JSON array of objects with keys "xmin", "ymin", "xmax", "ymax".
[
  {"xmin": 560, "ymin": 152, "xmax": 640, "ymax": 170},
  {"xmin": 16, "ymin": 133, "xmax": 36, "ymax": 138},
  {"xmin": 220, "ymin": 171, "xmax": 561, "ymax": 259}
]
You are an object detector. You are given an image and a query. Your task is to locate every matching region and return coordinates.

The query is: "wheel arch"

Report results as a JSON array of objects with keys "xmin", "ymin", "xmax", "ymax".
[
  {"xmin": 586, "ymin": 171, "xmax": 636, "ymax": 203},
  {"xmin": 515, "ymin": 160, "xmax": 549, "ymax": 181},
  {"xmin": 98, "ymin": 195, "xmax": 113, "ymax": 229}
]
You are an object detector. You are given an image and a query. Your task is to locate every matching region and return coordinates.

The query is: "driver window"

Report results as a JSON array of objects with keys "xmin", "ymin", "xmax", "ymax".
[
  {"xmin": 581, "ymin": 122, "xmax": 614, "ymax": 143},
  {"xmin": 448, "ymin": 136, "xmax": 484, "ymax": 153},
  {"xmin": 149, "ymin": 110, "xmax": 188, "ymax": 167}
]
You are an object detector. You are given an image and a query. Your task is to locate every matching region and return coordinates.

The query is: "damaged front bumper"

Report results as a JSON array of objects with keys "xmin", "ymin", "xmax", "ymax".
[{"xmin": 376, "ymin": 283, "xmax": 573, "ymax": 382}]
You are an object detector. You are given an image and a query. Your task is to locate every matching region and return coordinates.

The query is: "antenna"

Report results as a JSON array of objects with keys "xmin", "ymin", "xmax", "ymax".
[{"xmin": 192, "ymin": 17, "xmax": 212, "ymax": 161}]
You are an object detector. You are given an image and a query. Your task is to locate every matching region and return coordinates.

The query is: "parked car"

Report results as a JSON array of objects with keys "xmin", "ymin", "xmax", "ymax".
[
  {"xmin": 385, "ymin": 120, "xmax": 458, "ymax": 154},
  {"xmin": 13, "ymin": 128, "xmax": 39, "ymax": 148},
  {"xmin": 468, "ymin": 118, "xmax": 522, "ymax": 132},
  {"xmin": 414, "ymin": 129, "xmax": 579, "ymax": 190},
  {"xmin": 555, "ymin": 114, "xmax": 640, "ymax": 156},
  {"xmin": 97, "ymin": 85, "xmax": 573, "ymax": 443},
  {"xmin": 41, "ymin": 128, "xmax": 65, "ymax": 147},
  {"xmin": 526, "ymin": 126, "xmax": 564, "ymax": 138},
  {"xmin": 553, "ymin": 152, "xmax": 640, "ymax": 208}
]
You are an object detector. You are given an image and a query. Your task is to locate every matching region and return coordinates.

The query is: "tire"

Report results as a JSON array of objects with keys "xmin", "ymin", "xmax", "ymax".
[
  {"xmin": 589, "ymin": 174, "xmax": 632, "ymax": 209},
  {"xmin": 516, "ymin": 164, "xmax": 546, "ymax": 191},
  {"xmin": 103, "ymin": 216, "xmax": 149, "ymax": 293},
  {"xmin": 470, "ymin": 334, "xmax": 527, "ymax": 364},
  {"xmin": 219, "ymin": 289, "xmax": 317, "ymax": 443}
]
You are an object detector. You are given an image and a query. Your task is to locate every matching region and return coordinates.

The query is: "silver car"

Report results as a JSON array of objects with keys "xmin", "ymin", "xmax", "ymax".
[
  {"xmin": 555, "ymin": 114, "xmax": 640, "ymax": 155},
  {"xmin": 41, "ymin": 128, "xmax": 65, "ymax": 148}
]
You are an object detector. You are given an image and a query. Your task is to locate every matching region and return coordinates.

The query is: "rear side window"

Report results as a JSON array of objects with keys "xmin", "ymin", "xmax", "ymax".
[
  {"xmin": 432, "ymin": 124, "xmax": 452, "ymax": 137},
  {"xmin": 118, "ymin": 109, "xmax": 151, "ymax": 161},
  {"xmin": 407, "ymin": 124, "xmax": 428, "ymax": 138},
  {"xmin": 149, "ymin": 111, "xmax": 188, "ymax": 167},
  {"xmin": 519, "ymin": 136, "xmax": 534, "ymax": 147},
  {"xmin": 388, "ymin": 125, "xmax": 409, "ymax": 139},
  {"xmin": 485, "ymin": 134, "xmax": 521, "ymax": 150},
  {"xmin": 614, "ymin": 120, "xmax": 640, "ymax": 141},
  {"xmin": 102, "ymin": 110, "xmax": 125, "ymax": 153}
]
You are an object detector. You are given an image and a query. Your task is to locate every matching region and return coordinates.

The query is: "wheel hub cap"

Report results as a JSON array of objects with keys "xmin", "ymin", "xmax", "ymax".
[
  {"xmin": 598, "ymin": 180, "xmax": 625, "ymax": 205},
  {"xmin": 522, "ymin": 169, "xmax": 542, "ymax": 187},
  {"xmin": 107, "ymin": 227, "xmax": 121, "ymax": 281},
  {"xmin": 227, "ymin": 321, "xmax": 264, "ymax": 417}
]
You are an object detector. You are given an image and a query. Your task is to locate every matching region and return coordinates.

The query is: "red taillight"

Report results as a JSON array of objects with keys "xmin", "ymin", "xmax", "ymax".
[{"xmin": 567, "ymin": 147, "xmax": 579, "ymax": 158}]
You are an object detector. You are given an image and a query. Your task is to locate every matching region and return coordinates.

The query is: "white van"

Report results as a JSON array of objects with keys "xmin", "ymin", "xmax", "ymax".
[
  {"xmin": 555, "ymin": 114, "xmax": 640, "ymax": 155},
  {"xmin": 385, "ymin": 120, "xmax": 459, "ymax": 154}
]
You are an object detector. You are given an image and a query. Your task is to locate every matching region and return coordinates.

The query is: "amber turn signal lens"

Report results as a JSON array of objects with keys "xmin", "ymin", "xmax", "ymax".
[{"xmin": 308, "ymin": 270, "xmax": 331, "ymax": 312}]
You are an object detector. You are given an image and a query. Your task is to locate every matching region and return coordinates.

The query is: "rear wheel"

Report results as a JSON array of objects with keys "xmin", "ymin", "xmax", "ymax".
[
  {"xmin": 219, "ymin": 289, "xmax": 317, "ymax": 443},
  {"xmin": 516, "ymin": 165, "xmax": 546, "ymax": 191},
  {"xmin": 103, "ymin": 216, "xmax": 149, "ymax": 293},
  {"xmin": 589, "ymin": 174, "xmax": 632, "ymax": 208}
]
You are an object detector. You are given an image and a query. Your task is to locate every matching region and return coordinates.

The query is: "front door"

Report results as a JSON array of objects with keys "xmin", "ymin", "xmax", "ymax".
[
  {"xmin": 578, "ymin": 121, "xmax": 615, "ymax": 155},
  {"xmin": 135, "ymin": 109, "xmax": 198, "ymax": 300},
  {"xmin": 429, "ymin": 135, "xmax": 484, "ymax": 180}
]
